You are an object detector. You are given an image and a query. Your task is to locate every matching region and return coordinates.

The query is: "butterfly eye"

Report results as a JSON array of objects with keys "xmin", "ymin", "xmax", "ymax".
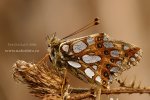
[
  {"xmin": 48, "ymin": 44, "xmax": 51, "ymax": 47},
  {"xmin": 51, "ymin": 48, "xmax": 55, "ymax": 57}
]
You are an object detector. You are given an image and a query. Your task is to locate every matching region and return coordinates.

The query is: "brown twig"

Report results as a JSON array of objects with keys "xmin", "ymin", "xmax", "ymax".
[
  {"xmin": 70, "ymin": 87, "xmax": 150, "ymax": 94},
  {"xmin": 12, "ymin": 54, "xmax": 150, "ymax": 100}
]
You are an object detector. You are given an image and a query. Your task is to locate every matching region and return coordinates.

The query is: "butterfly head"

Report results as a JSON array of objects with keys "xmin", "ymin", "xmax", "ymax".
[
  {"xmin": 47, "ymin": 33, "xmax": 61, "ymax": 61},
  {"xmin": 47, "ymin": 33, "xmax": 61, "ymax": 48}
]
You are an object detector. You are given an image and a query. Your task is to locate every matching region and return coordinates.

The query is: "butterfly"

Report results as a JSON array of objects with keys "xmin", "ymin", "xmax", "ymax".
[{"xmin": 47, "ymin": 18, "xmax": 142, "ymax": 89}]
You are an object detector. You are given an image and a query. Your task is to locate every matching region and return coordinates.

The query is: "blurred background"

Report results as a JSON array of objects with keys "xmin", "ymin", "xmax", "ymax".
[{"xmin": 0, "ymin": 0, "xmax": 150, "ymax": 100}]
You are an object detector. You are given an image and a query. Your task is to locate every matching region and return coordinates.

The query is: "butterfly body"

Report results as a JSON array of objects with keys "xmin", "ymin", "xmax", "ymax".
[{"xmin": 48, "ymin": 33, "xmax": 142, "ymax": 88}]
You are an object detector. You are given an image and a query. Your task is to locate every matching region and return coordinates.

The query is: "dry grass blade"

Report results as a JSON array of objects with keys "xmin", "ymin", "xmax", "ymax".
[{"xmin": 13, "ymin": 57, "xmax": 68, "ymax": 99}]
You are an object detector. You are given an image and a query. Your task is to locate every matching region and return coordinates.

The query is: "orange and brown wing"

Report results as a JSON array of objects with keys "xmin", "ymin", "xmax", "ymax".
[{"xmin": 59, "ymin": 33, "xmax": 142, "ymax": 88}]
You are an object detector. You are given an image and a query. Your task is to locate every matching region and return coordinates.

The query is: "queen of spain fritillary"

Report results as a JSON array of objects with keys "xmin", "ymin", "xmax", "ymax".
[{"xmin": 47, "ymin": 18, "xmax": 142, "ymax": 88}]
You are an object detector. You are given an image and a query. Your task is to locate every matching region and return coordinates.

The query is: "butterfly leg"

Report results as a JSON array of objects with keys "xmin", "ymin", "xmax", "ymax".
[
  {"xmin": 96, "ymin": 87, "xmax": 101, "ymax": 100},
  {"xmin": 92, "ymin": 86, "xmax": 101, "ymax": 100},
  {"xmin": 62, "ymin": 84, "xmax": 70, "ymax": 100},
  {"xmin": 60, "ymin": 67, "xmax": 68, "ymax": 99},
  {"xmin": 37, "ymin": 53, "xmax": 50, "ymax": 64}
]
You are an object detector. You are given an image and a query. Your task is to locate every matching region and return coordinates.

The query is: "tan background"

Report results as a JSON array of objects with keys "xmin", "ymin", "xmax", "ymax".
[{"xmin": 0, "ymin": 0, "xmax": 150, "ymax": 100}]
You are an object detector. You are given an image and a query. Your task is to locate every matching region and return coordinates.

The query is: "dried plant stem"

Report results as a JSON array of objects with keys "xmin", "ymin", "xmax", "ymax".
[
  {"xmin": 66, "ymin": 87, "xmax": 150, "ymax": 100},
  {"xmin": 70, "ymin": 87, "xmax": 150, "ymax": 95},
  {"xmin": 12, "ymin": 54, "xmax": 150, "ymax": 100},
  {"xmin": 43, "ymin": 87, "xmax": 150, "ymax": 100},
  {"xmin": 68, "ymin": 92, "xmax": 93, "ymax": 100}
]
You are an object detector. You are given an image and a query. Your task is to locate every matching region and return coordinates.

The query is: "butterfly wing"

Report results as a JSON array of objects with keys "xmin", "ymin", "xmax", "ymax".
[{"xmin": 59, "ymin": 33, "xmax": 142, "ymax": 88}]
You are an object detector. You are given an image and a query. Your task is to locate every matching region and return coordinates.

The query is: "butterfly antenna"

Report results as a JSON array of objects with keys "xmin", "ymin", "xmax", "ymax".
[{"xmin": 61, "ymin": 18, "xmax": 99, "ymax": 40}]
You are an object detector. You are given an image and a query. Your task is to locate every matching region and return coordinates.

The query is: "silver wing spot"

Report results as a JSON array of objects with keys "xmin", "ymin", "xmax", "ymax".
[
  {"xmin": 123, "ymin": 45, "xmax": 129, "ymax": 50},
  {"xmin": 92, "ymin": 65, "xmax": 98, "ymax": 70},
  {"xmin": 116, "ymin": 60, "xmax": 122, "ymax": 66},
  {"xmin": 84, "ymin": 68, "xmax": 95, "ymax": 78},
  {"xmin": 73, "ymin": 41, "xmax": 87, "ymax": 53},
  {"xmin": 130, "ymin": 57, "xmax": 136, "ymax": 62},
  {"xmin": 82, "ymin": 55, "xmax": 101, "ymax": 64},
  {"xmin": 110, "ymin": 50, "xmax": 119, "ymax": 57},
  {"xmin": 110, "ymin": 67, "xmax": 120, "ymax": 73},
  {"xmin": 103, "ymin": 33, "xmax": 109, "ymax": 41},
  {"xmin": 103, "ymin": 42, "xmax": 114, "ymax": 48},
  {"xmin": 62, "ymin": 44, "xmax": 69, "ymax": 52},
  {"xmin": 95, "ymin": 76, "xmax": 102, "ymax": 83},
  {"xmin": 87, "ymin": 36, "xmax": 95, "ymax": 45},
  {"xmin": 67, "ymin": 61, "xmax": 81, "ymax": 68}
]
